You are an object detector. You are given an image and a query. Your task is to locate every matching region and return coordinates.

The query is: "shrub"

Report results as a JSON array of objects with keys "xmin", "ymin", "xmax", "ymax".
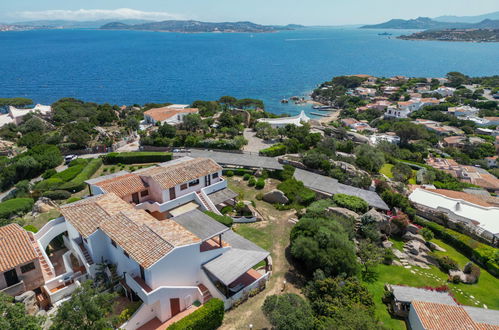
[
  {"xmin": 436, "ymin": 255, "xmax": 459, "ymax": 273},
  {"xmin": 243, "ymin": 173, "xmax": 251, "ymax": 181},
  {"xmin": 248, "ymin": 177, "xmax": 256, "ymax": 186},
  {"xmin": 42, "ymin": 190, "xmax": 72, "ymax": 200},
  {"xmin": 262, "ymin": 294, "xmax": 315, "ymax": 330},
  {"xmin": 420, "ymin": 228, "xmax": 435, "ymax": 241},
  {"xmin": 220, "ymin": 205, "xmax": 233, "ymax": 215},
  {"xmin": 259, "ymin": 144, "xmax": 287, "ymax": 157},
  {"xmin": 226, "ymin": 170, "xmax": 234, "ymax": 177},
  {"xmin": 204, "ymin": 211, "xmax": 233, "ymax": 227},
  {"xmin": 42, "ymin": 169, "xmax": 57, "ymax": 179},
  {"xmin": 23, "ymin": 225, "xmax": 38, "ymax": 233},
  {"xmin": 332, "ymin": 194, "xmax": 369, "ymax": 214},
  {"xmin": 464, "ymin": 262, "xmax": 481, "ymax": 282},
  {"xmin": 34, "ymin": 178, "xmax": 64, "ymax": 191},
  {"xmin": 51, "ymin": 164, "xmax": 85, "ymax": 182},
  {"xmin": 413, "ymin": 216, "xmax": 499, "ymax": 277},
  {"xmin": 66, "ymin": 197, "xmax": 82, "ymax": 204},
  {"xmin": 383, "ymin": 248, "xmax": 395, "ymax": 264},
  {"xmin": 102, "ymin": 152, "xmax": 172, "ymax": 165},
  {"xmin": 168, "ymin": 298, "xmax": 224, "ymax": 330},
  {"xmin": 277, "ymin": 178, "xmax": 316, "ymax": 206},
  {"xmin": 59, "ymin": 159, "xmax": 102, "ymax": 192},
  {"xmin": 0, "ymin": 198, "xmax": 34, "ymax": 219},
  {"xmin": 255, "ymin": 178, "xmax": 265, "ymax": 190},
  {"xmin": 68, "ymin": 158, "xmax": 89, "ymax": 167}
]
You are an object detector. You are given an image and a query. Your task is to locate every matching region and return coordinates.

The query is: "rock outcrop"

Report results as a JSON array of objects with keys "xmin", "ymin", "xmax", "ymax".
[{"xmin": 263, "ymin": 190, "xmax": 289, "ymax": 204}]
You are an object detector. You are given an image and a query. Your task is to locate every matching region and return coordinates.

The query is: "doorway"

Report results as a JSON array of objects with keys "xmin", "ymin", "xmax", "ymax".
[
  {"xmin": 169, "ymin": 187, "xmax": 176, "ymax": 200},
  {"xmin": 170, "ymin": 298, "xmax": 181, "ymax": 317},
  {"xmin": 4, "ymin": 269, "xmax": 19, "ymax": 287},
  {"xmin": 132, "ymin": 192, "xmax": 139, "ymax": 204}
]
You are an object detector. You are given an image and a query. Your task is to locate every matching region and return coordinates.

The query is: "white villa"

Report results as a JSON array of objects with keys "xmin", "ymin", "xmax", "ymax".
[
  {"xmin": 9, "ymin": 157, "xmax": 270, "ymax": 329},
  {"xmin": 143, "ymin": 105, "xmax": 199, "ymax": 126},
  {"xmin": 257, "ymin": 111, "xmax": 310, "ymax": 129},
  {"xmin": 0, "ymin": 104, "xmax": 52, "ymax": 128},
  {"xmin": 434, "ymin": 86, "xmax": 456, "ymax": 97}
]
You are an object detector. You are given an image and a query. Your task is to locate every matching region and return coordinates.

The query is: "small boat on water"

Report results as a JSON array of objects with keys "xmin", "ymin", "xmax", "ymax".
[
  {"xmin": 312, "ymin": 105, "xmax": 334, "ymax": 110},
  {"xmin": 378, "ymin": 32, "xmax": 392, "ymax": 36}
]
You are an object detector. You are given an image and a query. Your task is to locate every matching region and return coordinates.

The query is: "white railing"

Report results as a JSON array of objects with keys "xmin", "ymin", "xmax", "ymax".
[
  {"xmin": 72, "ymin": 239, "xmax": 94, "ymax": 276},
  {"xmin": 124, "ymin": 273, "xmax": 201, "ymax": 306},
  {"xmin": 34, "ymin": 217, "xmax": 65, "ymax": 243},
  {"xmin": 44, "ymin": 271, "xmax": 85, "ymax": 303},
  {"xmin": 201, "ymin": 178, "xmax": 227, "ymax": 195}
]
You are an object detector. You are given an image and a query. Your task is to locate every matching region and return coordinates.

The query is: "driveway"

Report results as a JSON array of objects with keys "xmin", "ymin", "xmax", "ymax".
[{"xmin": 242, "ymin": 128, "xmax": 275, "ymax": 153}]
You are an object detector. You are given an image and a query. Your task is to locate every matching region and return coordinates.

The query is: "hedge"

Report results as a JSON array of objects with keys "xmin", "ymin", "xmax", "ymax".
[
  {"xmin": 332, "ymin": 194, "xmax": 369, "ymax": 214},
  {"xmin": 34, "ymin": 178, "xmax": 64, "ymax": 191},
  {"xmin": 59, "ymin": 158, "xmax": 102, "ymax": 192},
  {"xmin": 413, "ymin": 216, "xmax": 499, "ymax": 277},
  {"xmin": 277, "ymin": 178, "xmax": 316, "ymax": 206},
  {"xmin": 259, "ymin": 144, "xmax": 287, "ymax": 157},
  {"xmin": 103, "ymin": 152, "xmax": 172, "ymax": 165},
  {"xmin": 168, "ymin": 298, "xmax": 224, "ymax": 330},
  {"xmin": 42, "ymin": 190, "xmax": 72, "ymax": 200},
  {"xmin": 51, "ymin": 164, "xmax": 85, "ymax": 182},
  {"xmin": 204, "ymin": 211, "xmax": 233, "ymax": 227},
  {"xmin": 0, "ymin": 198, "xmax": 34, "ymax": 219}
]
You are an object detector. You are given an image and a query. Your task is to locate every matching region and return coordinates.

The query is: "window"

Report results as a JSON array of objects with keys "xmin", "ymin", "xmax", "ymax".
[
  {"xmin": 111, "ymin": 239, "xmax": 117, "ymax": 248},
  {"xmin": 140, "ymin": 190, "xmax": 149, "ymax": 197},
  {"xmin": 21, "ymin": 262, "xmax": 35, "ymax": 273},
  {"xmin": 188, "ymin": 179, "xmax": 199, "ymax": 187},
  {"xmin": 124, "ymin": 251, "xmax": 129, "ymax": 258},
  {"xmin": 212, "ymin": 172, "xmax": 219, "ymax": 179},
  {"xmin": 180, "ymin": 183, "xmax": 188, "ymax": 190}
]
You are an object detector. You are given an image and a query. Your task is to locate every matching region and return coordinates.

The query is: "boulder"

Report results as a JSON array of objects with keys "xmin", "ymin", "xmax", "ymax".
[
  {"xmin": 33, "ymin": 197, "xmax": 58, "ymax": 214},
  {"xmin": 15, "ymin": 291, "xmax": 38, "ymax": 315},
  {"xmin": 405, "ymin": 240, "xmax": 422, "ymax": 255},
  {"xmin": 382, "ymin": 240, "xmax": 393, "ymax": 249},
  {"xmin": 326, "ymin": 207, "xmax": 361, "ymax": 220},
  {"xmin": 402, "ymin": 232, "xmax": 426, "ymax": 244},
  {"xmin": 406, "ymin": 224, "xmax": 419, "ymax": 234},
  {"xmin": 263, "ymin": 190, "xmax": 289, "ymax": 204},
  {"xmin": 426, "ymin": 241, "xmax": 446, "ymax": 252}
]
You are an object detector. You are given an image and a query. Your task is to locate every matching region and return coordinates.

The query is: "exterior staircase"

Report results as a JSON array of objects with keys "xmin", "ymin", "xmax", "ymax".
[
  {"xmin": 196, "ymin": 191, "xmax": 221, "ymax": 215},
  {"xmin": 197, "ymin": 284, "xmax": 212, "ymax": 303},
  {"xmin": 78, "ymin": 243, "xmax": 94, "ymax": 265},
  {"xmin": 29, "ymin": 234, "xmax": 54, "ymax": 280}
]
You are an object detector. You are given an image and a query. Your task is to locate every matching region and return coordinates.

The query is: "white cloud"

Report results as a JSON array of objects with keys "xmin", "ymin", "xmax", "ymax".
[{"xmin": 15, "ymin": 8, "xmax": 183, "ymax": 22}]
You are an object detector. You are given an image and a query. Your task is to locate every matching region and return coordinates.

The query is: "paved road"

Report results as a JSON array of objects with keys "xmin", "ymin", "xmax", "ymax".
[{"xmin": 242, "ymin": 128, "xmax": 275, "ymax": 153}]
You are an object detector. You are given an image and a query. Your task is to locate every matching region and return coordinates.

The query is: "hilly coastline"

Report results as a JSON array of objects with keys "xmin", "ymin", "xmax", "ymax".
[{"xmin": 100, "ymin": 20, "xmax": 303, "ymax": 33}]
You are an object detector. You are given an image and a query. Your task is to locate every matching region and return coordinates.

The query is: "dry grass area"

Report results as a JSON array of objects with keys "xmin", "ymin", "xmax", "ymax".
[{"xmin": 220, "ymin": 177, "xmax": 304, "ymax": 329}]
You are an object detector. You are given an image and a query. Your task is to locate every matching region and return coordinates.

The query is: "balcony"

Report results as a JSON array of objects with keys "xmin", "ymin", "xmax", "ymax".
[{"xmin": 0, "ymin": 280, "xmax": 25, "ymax": 296}]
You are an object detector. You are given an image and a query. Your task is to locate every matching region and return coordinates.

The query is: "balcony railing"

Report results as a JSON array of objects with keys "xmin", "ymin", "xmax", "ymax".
[{"xmin": 1, "ymin": 280, "xmax": 25, "ymax": 296}]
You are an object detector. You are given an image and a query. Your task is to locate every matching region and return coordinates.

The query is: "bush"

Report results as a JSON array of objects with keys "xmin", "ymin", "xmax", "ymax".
[
  {"xmin": 420, "ymin": 228, "xmax": 435, "ymax": 241},
  {"xmin": 168, "ymin": 298, "xmax": 224, "ymax": 330},
  {"xmin": 243, "ymin": 173, "xmax": 251, "ymax": 181},
  {"xmin": 248, "ymin": 177, "xmax": 256, "ymax": 186},
  {"xmin": 42, "ymin": 169, "xmax": 57, "ymax": 179},
  {"xmin": 226, "ymin": 170, "xmax": 234, "ymax": 177},
  {"xmin": 259, "ymin": 144, "xmax": 287, "ymax": 157},
  {"xmin": 262, "ymin": 294, "xmax": 316, "ymax": 330},
  {"xmin": 220, "ymin": 205, "xmax": 233, "ymax": 214},
  {"xmin": 0, "ymin": 198, "xmax": 34, "ymax": 219},
  {"xmin": 102, "ymin": 152, "xmax": 172, "ymax": 165},
  {"xmin": 332, "ymin": 194, "xmax": 369, "ymax": 214},
  {"xmin": 42, "ymin": 190, "xmax": 72, "ymax": 200},
  {"xmin": 383, "ymin": 248, "xmax": 395, "ymax": 264},
  {"xmin": 204, "ymin": 211, "xmax": 233, "ymax": 227},
  {"xmin": 59, "ymin": 159, "xmax": 102, "ymax": 192},
  {"xmin": 34, "ymin": 178, "xmax": 64, "ymax": 192},
  {"xmin": 255, "ymin": 178, "xmax": 265, "ymax": 190},
  {"xmin": 413, "ymin": 216, "xmax": 499, "ymax": 277},
  {"xmin": 464, "ymin": 262, "xmax": 481, "ymax": 282},
  {"xmin": 277, "ymin": 178, "xmax": 316, "ymax": 206},
  {"xmin": 23, "ymin": 225, "xmax": 38, "ymax": 233},
  {"xmin": 435, "ymin": 255, "xmax": 459, "ymax": 273},
  {"xmin": 51, "ymin": 164, "xmax": 85, "ymax": 182}
]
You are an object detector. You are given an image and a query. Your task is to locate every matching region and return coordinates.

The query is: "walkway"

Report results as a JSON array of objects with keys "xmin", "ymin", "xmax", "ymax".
[
  {"xmin": 137, "ymin": 306, "xmax": 200, "ymax": 330},
  {"xmin": 177, "ymin": 150, "xmax": 283, "ymax": 170},
  {"xmin": 242, "ymin": 128, "xmax": 274, "ymax": 153}
]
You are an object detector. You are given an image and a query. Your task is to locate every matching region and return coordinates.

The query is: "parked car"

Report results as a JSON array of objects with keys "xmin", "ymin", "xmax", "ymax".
[{"xmin": 64, "ymin": 155, "xmax": 78, "ymax": 164}]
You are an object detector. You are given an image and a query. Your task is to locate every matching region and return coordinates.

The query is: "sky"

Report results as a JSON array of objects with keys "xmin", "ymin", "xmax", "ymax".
[{"xmin": 0, "ymin": 0, "xmax": 498, "ymax": 25}]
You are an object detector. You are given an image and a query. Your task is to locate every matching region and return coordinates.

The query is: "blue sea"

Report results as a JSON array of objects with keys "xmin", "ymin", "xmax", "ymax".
[{"xmin": 0, "ymin": 27, "xmax": 498, "ymax": 116}]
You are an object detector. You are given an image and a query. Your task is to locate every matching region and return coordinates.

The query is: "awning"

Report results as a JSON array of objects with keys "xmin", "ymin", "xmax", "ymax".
[
  {"xmin": 208, "ymin": 188, "xmax": 238, "ymax": 205},
  {"xmin": 172, "ymin": 209, "xmax": 228, "ymax": 240}
]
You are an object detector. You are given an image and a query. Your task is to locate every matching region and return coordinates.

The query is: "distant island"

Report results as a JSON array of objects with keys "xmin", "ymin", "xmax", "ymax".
[
  {"xmin": 399, "ymin": 28, "xmax": 499, "ymax": 42},
  {"xmin": 361, "ymin": 17, "xmax": 455, "ymax": 30},
  {"xmin": 100, "ymin": 20, "xmax": 303, "ymax": 33}
]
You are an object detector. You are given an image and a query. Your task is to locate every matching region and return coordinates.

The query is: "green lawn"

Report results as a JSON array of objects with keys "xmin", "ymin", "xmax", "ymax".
[
  {"xmin": 233, "ymin": 223, "xmax": 272, "ymax": 251},
  {"xmin": 379, "ymin": 164, "xmax": 394, "ymax": 178},
  {"xmin": 365, "ymin": 238, "xmax": 499, "ymax": 329}
]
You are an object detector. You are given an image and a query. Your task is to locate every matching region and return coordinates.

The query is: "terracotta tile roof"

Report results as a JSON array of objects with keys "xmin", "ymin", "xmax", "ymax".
[
  {"xmin": 61, "ymin": 194, "xmax": 200, "ymax": 268},
  {"xmin": 139, "ymin": 158, "xmax": 222, "ymax": 190},
  {"xmin": 95, "ymin": 173, "xmax": 148, "ymax": 198},
  {"xmin": 144, "ymin": 107, "xmax": 198, "ymax": 122},
  {"xmin": 412, "ymin": 301, "xmax": 477, "ymax": 330},
  {"xmin": 0, "ymin": 224, "xmax": 38, "ymax": 272},
  {"xmin": 424, "ymin": 189, "xmax": 493, "ymax": 207},
  {"xmin": 412, "ymin": 301, "xmax": 499, "ymax": 330}
]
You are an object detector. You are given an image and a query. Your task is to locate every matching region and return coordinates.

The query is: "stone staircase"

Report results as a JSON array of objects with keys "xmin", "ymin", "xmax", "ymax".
[
  {"xmin": 197, "ymin": 284, "xmax": 212, "ymax": 303},
  {"xmin": 78, "ymin": 243, "xmax": 94, "ymax": 265},
  {"xmin": 195, "ymin": 191, "xmax": 219, "ymax": 214},
  {"xmin": 29, "ymin": 234, "xmax": 54, "ymax": 280}
]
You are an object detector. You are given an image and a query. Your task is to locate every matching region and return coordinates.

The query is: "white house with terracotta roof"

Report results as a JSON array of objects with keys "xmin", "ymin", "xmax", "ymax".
[
  {"xmin": 33, "ymin": 157, "xmax": 270, "ymax": 329},
  {"xmin": 143, "ymin": 105, "xmax": 198, "ymax": 125},
  {"xmin": 0, "ymin": 104, "xmax": 52, "ymax": 128}
]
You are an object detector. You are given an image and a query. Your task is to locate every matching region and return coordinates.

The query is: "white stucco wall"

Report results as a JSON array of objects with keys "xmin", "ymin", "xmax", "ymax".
[{"xmin": 408, "ymin": 304, "xmax": 425, "ymax": 330}]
